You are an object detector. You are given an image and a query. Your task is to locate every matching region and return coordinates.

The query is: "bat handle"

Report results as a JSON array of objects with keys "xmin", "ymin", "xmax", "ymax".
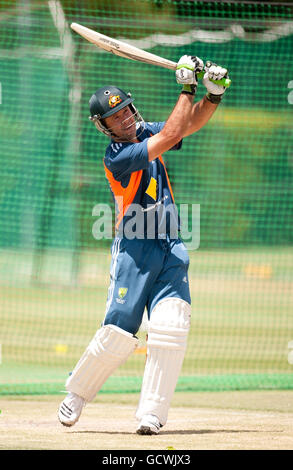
[{"xmin": 197, "ymin": 71, "xmax": 231, "ymax": 88}]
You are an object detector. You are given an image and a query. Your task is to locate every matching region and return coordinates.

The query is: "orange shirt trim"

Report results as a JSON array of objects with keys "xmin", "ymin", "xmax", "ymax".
[{"xmin": 103, "ymin": 162, "xmax": 143, "ymax": 229}]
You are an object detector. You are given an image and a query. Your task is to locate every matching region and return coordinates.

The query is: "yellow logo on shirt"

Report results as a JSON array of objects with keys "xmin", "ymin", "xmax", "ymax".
[{"xmin": 145, "ymin": 177, "xmax": 157, "ymax": 201}]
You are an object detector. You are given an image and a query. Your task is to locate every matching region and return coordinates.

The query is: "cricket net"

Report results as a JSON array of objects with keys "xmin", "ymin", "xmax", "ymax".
[{"xmin": 0, "ymin": 0, "xmax": 292, "ymax": 395}]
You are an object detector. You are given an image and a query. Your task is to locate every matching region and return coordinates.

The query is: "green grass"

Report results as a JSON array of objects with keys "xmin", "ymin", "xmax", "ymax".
[{"xmin": 0, "ymin": 246, "xmax": 292, "ymax": 394}]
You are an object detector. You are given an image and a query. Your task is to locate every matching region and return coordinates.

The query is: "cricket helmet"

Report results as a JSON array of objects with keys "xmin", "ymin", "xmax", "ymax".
[{"xmin": 89, "ymin": 85, "xmax": 145, "ymax": 140}]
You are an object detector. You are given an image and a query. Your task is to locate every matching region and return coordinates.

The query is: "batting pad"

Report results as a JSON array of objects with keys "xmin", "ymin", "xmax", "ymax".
[
  {"xmin": 66, "ymin": 325, "xmax": 138, "ymax": 402},
  {"xmin": 136, "ymin": 297, "xmax": 191, "ymax": 426}
]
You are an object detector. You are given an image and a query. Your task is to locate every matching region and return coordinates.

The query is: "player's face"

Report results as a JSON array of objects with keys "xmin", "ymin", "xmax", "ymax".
[{"xmin": 104, "ymin": 106, "xmax": 137, "ymax": 141}]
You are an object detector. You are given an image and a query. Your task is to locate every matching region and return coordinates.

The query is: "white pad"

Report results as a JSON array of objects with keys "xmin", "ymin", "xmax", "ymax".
[
  {"xmin": 136, "ymin": 297, "xmax": 191, "ymax": 426},
  {"xmin": 66, "ymin": 325, "xmax": 138, "ymax": 402}
]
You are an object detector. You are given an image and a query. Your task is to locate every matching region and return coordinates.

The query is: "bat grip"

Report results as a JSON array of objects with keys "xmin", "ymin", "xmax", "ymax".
[{"xmin": 197, "ymin": 70, "xmax": 231, "ymax": 88}]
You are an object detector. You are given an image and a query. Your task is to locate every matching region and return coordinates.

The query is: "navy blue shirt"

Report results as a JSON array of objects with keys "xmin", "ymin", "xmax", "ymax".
[{"xmin": 103, "ymin": 122, "xmax": 182, "ymax": 238}]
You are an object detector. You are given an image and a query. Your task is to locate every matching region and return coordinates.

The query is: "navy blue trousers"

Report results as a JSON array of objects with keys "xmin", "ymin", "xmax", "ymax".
[{"xmin": 103, "ymin": 237, "xmax": 191, "ymax": 335}]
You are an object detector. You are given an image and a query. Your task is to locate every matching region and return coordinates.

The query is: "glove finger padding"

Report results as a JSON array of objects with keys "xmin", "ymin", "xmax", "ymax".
[
  {"xmin": 190, "ymin": 55, "xmax": 204, "ymax": 74},
  {"xmin": 203, "ymin": 61, "xmax": 229, "ymax": 95},
  {"xmin": 176, "ymin": 54, "xmax": 203, "ymax": 85}
]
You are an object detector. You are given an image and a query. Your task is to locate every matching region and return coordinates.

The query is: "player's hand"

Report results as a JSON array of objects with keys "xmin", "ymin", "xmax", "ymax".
[
  {"xmin": 203, "ymin": 61, "xmax": 229, "ymax": 95},
  {"xmin": 176, "ymin": 55, "xmax": 204, "ymax": 95},
  {"xmin": 176, "ymin": 55, "xmax": 204, "ymax": 85}
]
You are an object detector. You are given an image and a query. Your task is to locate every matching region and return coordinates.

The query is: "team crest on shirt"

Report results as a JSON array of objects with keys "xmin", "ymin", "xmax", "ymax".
[
  {"xmin": 116, "ymin": 287, "xmax": 128, "ymax": 304},
  {"xmin": 109, "ymin": 95, "xmax": 122, "ymax": 108}
]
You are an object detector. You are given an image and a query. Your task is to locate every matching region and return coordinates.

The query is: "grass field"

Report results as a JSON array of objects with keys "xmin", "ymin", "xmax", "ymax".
[
  {"xmin": 0, "ymin": 246, "xmax": 292, "ymax": 395},
  {"xmin": 0, "ymin": 246, "xmax": 292, "ymax": 450}
]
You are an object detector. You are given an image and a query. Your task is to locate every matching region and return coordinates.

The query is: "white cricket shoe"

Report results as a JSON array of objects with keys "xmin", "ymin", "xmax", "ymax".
[
  {"xmin": 136, "ymin": 414, "xmax": 162, "ymax": 435},
  {"xmin": 58, "ymin": 392, "xmax": 85, "ymax": 427}
]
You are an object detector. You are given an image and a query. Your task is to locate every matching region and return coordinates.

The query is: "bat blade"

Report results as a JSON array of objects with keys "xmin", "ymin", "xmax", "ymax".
[
  {"xmin": 70, "ymin": 23, "xmax": 177, "ymax": 70},
  {"xmin": 70, "ymin": 22, "xmax": 231, "ymax": 88}
]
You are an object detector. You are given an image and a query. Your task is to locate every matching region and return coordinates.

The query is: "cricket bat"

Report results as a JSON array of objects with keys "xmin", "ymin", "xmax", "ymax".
[{"xmin": 70, "ymin": 22, "xmax": 231, "ymax": 88}]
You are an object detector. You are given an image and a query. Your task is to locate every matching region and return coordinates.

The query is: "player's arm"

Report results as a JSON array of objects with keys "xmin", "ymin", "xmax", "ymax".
[
  {"xmin": 183, "ymin": 62, "xmax": 229, "ymax": 137},
  {"xmin": 182, "ymin": 95, "xmax": 218, "ymax": 137},
  {"xmin": 147, "ymin": 92, "xmax": 193, "ymax": 161},
  {"xmin": 147, "ymin": 55, "xmax": 203, "ymax": 162}
]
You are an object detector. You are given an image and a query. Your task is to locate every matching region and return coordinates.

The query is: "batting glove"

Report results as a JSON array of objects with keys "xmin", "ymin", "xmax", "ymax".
[
  {"xmin": 176, "ymin": 55, "xmax": 204, "ymax": 95},
  {"xmin": 203, "ymin": 61, "xmax": 229, "ymax": 103}
]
